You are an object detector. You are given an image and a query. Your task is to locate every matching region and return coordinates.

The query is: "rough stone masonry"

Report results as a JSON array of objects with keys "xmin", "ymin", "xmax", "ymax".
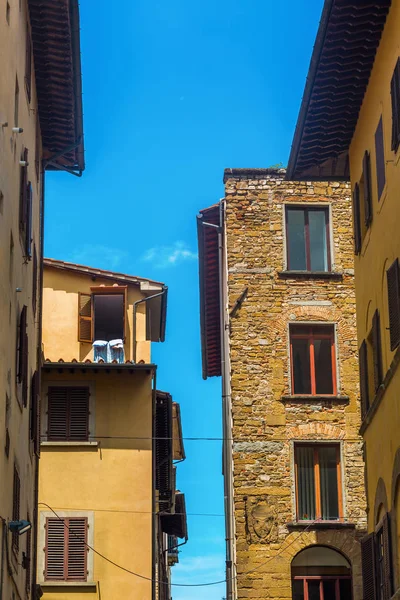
[{"xmin": 224, "ymin": 169, "xmax": 366, "ymax": 599}]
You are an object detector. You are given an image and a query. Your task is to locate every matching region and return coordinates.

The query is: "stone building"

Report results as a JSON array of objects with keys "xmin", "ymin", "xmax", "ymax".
[
  {"xmin": 0, "ymin": 2, "xmax": 84, "ymax": 599},
  {"xmin": 197, "ymin": 169, "xmax": 366, "ymax": 600}
]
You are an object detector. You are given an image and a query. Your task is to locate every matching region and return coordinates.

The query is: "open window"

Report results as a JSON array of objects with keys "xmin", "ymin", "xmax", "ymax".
[{"xmin": 78, "ymin": 286, "xmax": 127, "ymax": 343}]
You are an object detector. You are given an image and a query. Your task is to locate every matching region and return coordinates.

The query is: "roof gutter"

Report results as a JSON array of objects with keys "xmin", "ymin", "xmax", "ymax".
[
  {"xmin": 286, "ymin": 0, "xmax": 334, "ymax": 180},
  {"xmin": 69, "ymin": 0, "xmax": 85, "ymax": 172}
]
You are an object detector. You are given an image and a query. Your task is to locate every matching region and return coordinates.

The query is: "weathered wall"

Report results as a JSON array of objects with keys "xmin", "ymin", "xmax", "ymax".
[
  {"xmin": 0, "ymin": 1, "xmax": 42, "ymax": 597},
  {"xmin": 225, "ymin": 171, "xmax": 366, "ymax": 599}
]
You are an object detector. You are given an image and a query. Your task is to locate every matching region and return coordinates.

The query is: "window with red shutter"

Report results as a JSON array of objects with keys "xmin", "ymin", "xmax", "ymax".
[
  {"xmin": 363, "ymin": 151, "xmax": 373, "ymax": 227},
  {"xmin": 375, "ymin": 117, "xmax": 386, "ymax": 200},
  {"xmin": 361, "ymin": 532, "xmax": 377, "ymax": 600},
  {"xmin": 45, "ymin": 518, "xmax": 87, "ymax": 581},
  {"xmin": 372, "ymin": 310, "xmax": 383, "ymax": 393},
  {"xmin": 47, "ymin": 387, "xmax": 89, "ymax": 441},
  {"xmin": 359, "ymin": 340, "xmax": 369, "ymax": 420},
  {"xmin": 352, "ymin": 184, "xmax": 361, "ymax": 255},
  {"xmin": 391, "ymin": 58, "xmax": 400, "ymax": 152},
  {"xmin": 387, "ymin": 259, "xmax": 400, "ymax": 350},
  {"xmin": 12, "ymin": 466, "xmax": 20, "ymax": 553},
  {"xmin": 156, "ymin": 393, "xmax": 173, "ymax": 512}
]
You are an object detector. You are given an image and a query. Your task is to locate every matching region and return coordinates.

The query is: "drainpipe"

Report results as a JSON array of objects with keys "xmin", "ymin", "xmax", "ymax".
[
  {"xmin": 132, "ymin": 289, "xmax": 167, "ymax": 362},
  {"xmin": 152, "ymin": 369, "xmax": 157, "ymax": 600},
  {"xmin": 201, "ymin": 202, "xmax": 236, "ymax": 600}
]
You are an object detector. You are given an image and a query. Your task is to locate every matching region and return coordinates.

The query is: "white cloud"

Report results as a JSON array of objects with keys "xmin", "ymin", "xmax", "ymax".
[
  {"xmin": 142, "ymin": 241, "xmax": 197, "ymax": 268},
  {"xmin": 67, "ymin": 244, "xmax": 128, "ymax": 271}
]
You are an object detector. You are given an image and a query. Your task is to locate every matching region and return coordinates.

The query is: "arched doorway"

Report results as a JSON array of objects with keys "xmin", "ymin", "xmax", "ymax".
[{"xmin": 291, "ymin": 546, "xmax": 352, "ymax": 599}]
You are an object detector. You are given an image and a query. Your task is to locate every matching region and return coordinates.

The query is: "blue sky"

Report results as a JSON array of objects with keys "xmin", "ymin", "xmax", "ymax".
[{"xmin": 44, "ymin": 0, "xmax": 323, "ymax": 597}]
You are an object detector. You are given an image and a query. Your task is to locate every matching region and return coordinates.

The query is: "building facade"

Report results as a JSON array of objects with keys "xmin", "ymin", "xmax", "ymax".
[
  {"xmin": 198, "ymin": 171, "xmax": 366, "ymax": 599},
  {"xmin": 38, "ymin": 259, "xmax": 186, "ymax": 600},
  {"xmin": 0, "ymin": 2, "xmax": 84, "ymax": 599},
  {"xmin": 287, "ymin": 1, "xmax": 400, "ymax": 597}
]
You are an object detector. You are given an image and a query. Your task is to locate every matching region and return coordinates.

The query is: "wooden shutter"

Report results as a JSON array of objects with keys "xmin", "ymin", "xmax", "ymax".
[
  {"xmin": 363, "ymin": 151, "xmax": 373, "ymax": 226},
  {"xmin": 25, "ymin": 182, "xmax": 33, "ymax": 259},
  {"xmin": 68, "ymin": 388, "xmax": 89, "ymax": 441},
  {"xmin": 382, "ymin": 513, "xmax": 393, "ymax": 600},
  {"xmin": 78, "ymin": 293, "xmax": 93, "ymax": 342},
  {"xmin": 32, "ymin": 245, "xmax": 38, "ymax": 315},
  {"xmin": 67, "ymin": 518, "xmax": 87, "ymax": 581},
  {"xmin": 391, "ymin": 59, "xmax": 400, "ymax": 152},
  {"xmin": 372, "ymin": 309, "xmax": 383, "ymax": 393},
  {"xmin": 155, "ymin": 394, "xmax": 173, "ymax": 512},
  {"xmin": 48, "ymin": 387, "xmax": 89, "ymax": 441},
  {"xmin": 25, "ymin": 22, "xmax": 32, "ymax": 102},
  {"xmin": 18, "ymin": 306, "xmax": 28, "ymax": 407},
  {"xmin": 47, "ymin": 387, "xmax": 68, "ymax": 440},
  {"xmin": 45, "ymin": 518, "xmax": 66, "ymax": 580},
  {"xmin": 25, "ymin": 514, "xmax": 32, "ymax": 593},
  {"xmin": 359, "ymin": 340, "xmax": 369, "ymax": 419},
  {"xmin": 387, "ymin": 259, "xmax": 400, "ymax": 350},
  {"xmin": 12, "ymin": 467, "xmax": 21, "ymax": 552},
  {"xmin": 353, "ymin": 183, "xmax": 361, "ymax": 254},
  {"xmin": 19, "ymin": 148, "xmax": 28, "ymax": 231},
  {"xmin": 375, "ymin": 117, "xmax": 386, "ymax": 200},
  {"xmin": 361, "ymin": 532, "xmax": 377, "ymax": 600},
  {"xmin": 30, "ymin": 370, "xmax": 40, "ymax": 456}
]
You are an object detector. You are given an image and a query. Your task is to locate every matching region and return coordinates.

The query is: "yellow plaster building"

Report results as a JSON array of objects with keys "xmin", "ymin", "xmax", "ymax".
[
  {"xmin": 0, "ymin": 2, "xmax": 84, "ymax": 599},
  {"xmin": 39, "ymin": 259, "xmax": 187, "ymax": 600},
  {"xmin": 287, "ymin": 0, "xmax": 400, "ymax": 597}
]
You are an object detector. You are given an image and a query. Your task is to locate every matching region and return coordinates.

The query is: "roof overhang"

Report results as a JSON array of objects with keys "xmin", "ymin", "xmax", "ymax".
[
  {"xmin": 42, "ymin": 361, "xmax": 156, "ymax": 374},
  {"xmin": 197, "ymin": 204, "xmax": 221, "ymax": 380},
  {"xmin": 286, "ymin": 0, "xmax": 391, "ymax": 181},
  {"xmin": 28, "ymin": 0, "xmax": 85, "ymax": 174}
]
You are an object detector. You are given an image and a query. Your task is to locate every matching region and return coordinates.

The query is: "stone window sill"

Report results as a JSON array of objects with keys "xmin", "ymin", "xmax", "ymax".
[
  {"xmin": 41, "ymin": 441, "xmax": 98, "ymax": 447},
  {"xmin": 277, "ymin": 270, "xmax": 343, "ymax": 280},
  {"xmin": 40, "ymin": 581, "xmax": 97, "ymax": 588},
  {"xmin": 281, "ymin": 395, "xmax": 349, "ymax": 403},
  {"xmin": 286, "ymin": 521, "xmax": 355, "ymax": 531}
]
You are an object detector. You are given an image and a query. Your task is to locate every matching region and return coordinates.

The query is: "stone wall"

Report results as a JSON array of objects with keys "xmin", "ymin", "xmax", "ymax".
[{"xmin": 224, "ymin": 170, "xmax": 366, "ymax": 599}]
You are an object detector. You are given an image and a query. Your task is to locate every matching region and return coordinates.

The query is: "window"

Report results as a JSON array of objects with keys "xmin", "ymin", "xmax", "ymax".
[
  {"xmin": 47, "ymin": 387, "xmax": 89, "ymax": 441},
  {"xmin": 363, "ymin": 151, "xmax": 373, "ymax": 227},
  {"xmin": 32, "ymin": 244, "xmax": 38, "ymax": 314},
  {"xmin": 17, "ymin": 306, "xmax": 28, "ymax": 407},
  {"xmin": 45, "ymin": 517, "xmax": 88, "ymax": 581},
  {"xmin": 352, "ymin": 183, "xmax": 361, "ymax": 255},
  {"xmin": 290, "ymin": 325, "xmax": 336, "ymax": 395},
  {"xmin": 25, "ymin": 22, "xmax": 32, "ymax": 102},
  {"xmin": 292, "ymin": 546, "xmax": 352, "ymax": 600},
  {"xmin": 6, "ymin": 2, "xmax": 10, "ymax": 24},
  {"xmin": 78, "ymin": 286, "xmax": 127, "ymax": 343},
  {"xmin": 391, "ymin": 58, "xmax": 400, "ymax": 153},
  {"xmin": 361, "ymin": 514, "xmax": 393, "ymax": 600},
  {"xmin": 294, "ymin": 444, "xmax": 342, "ymax": 521},
  {"xmin": 12, "ymin": 466, "xmax": 20, "ymax": 552},
  {"xmin": 387, "ymin": 259, "xmax": 400, "ymax": 351},
  {"xmin": 30, "ymin": 371, "xmax": 40, "ymax": 456},
  {"xmin": 285, "ymin": 206, "xmax": 330, "ymax": 272},
  {"xmin": 25, "ymin": 512, "xmax": 32, "ymax": 594},
  {"xmin": 25, "ymin": 181, "xmax": 33, "ymax": 259},
  {"xmin": 375, "ymin": 117, "xmax": 386, "ymax": 200},
  {"xmin": 19, "ymin": 148, "xmax": 29, "ymax": 234},
  {"xmin": 359, "ymin": 310, "xmax": 383, "ymax": 420}
]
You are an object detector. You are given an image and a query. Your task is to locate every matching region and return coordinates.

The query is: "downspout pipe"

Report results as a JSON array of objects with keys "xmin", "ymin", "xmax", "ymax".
[
  {"xmin": 201, "ymin": 203, "xmax": 236, "ymax": 600},
  {"xmin": 152, "ymin": 369, "xmax": 157, "ymax": 600},
  {"xmin": 132, "ymin": 289, "xmax": 167, "ymax": 363}
]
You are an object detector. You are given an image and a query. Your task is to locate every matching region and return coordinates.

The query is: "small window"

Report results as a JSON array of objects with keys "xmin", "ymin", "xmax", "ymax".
[
  {"xmin": 12, "ymin": 466, "xmax": 21, "ymax": 552},
  {"xmin": 19, "ymin": 148, "xmax": 29, "ymax": 234},
  {"xmin": 387, "ymin": 259, "xmax": 400, "ymax": 351},
  {"xmin": 290, "ymin": 325, "xmax": 336, "ymax": 395},
  {"xmin": 375, "ymin": 117, "xmax": 386, "ymax": 200},
  {"xmin": 352, "ymin": 183, "xmax": 362, "ymax": 255},
  {"xmin": 78, "ymin": 287, "xmax": 127, "ymax": 343},
  {"xmin": 285, "ymin": 206, "xmax": 330, "ymax": 272},
  {"xmin": 391, "ymin": 58, "xmax": 400, "ymax": 153},
  {"xmin": 361, "ymin": 514, "xmax": 393, "ymax": 600},
  {"xmin": 45, "ymin": 518, "xmax": 88, "ymax": 581},
  {"xmin": 294, "ymin": 444, "xmax": 342, "ymax": 521},
  {"xmin": 17, "ymin": 306, "xmax": 28, "ymax": 407},
  {"xmin": 47, "ymin": 387, "xmax": 89, "ymax": 441}
]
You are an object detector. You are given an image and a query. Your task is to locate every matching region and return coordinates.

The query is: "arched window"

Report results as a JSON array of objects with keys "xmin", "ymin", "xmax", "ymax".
[{"xmin": 291, "ymin": 546, "xmax": 352, "ymax": 600}]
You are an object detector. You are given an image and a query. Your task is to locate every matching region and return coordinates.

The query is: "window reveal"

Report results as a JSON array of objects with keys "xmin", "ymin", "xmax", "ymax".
[
  {"xmin": 45, "ymin": 518, "xmax": 87, "ymax": 581},
  {"xmin": 295, "ymin": 444, "xmax": 342, "ymax": 521},
  {"xmin": 78, "ymin": 286, "xmax": 127, "ymax": 344},
  {"xmin": 47, "ymin": 387, "xmax": 89, "ymax": 441},
  {"xmin": 290, "ymin": 325, "xmax": 336, "ymax": 395},
  {"xmin": 286, "ymin": 206, "xmax": 330, "ymax": 272}
]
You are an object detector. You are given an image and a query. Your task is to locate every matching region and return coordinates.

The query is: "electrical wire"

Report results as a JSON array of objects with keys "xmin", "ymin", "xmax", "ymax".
[
  {"xmin": 41, "ymin": 505, "xmax": 224, "ymax": 517},
  {"xmin": 40, "ymin": 435, "xmax": 362, "ymax": 442},
  {"xmin": 38, "ymin": 502, "xmax": 323, "ymax": 588}
]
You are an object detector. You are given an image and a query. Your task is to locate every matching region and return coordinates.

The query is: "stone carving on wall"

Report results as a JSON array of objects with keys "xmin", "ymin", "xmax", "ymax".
[{"xmin": 245, "ymin": 496, "xmax": 279, "ymax": 544}]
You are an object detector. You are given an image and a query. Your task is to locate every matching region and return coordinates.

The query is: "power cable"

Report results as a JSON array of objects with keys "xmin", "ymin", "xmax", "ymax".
[
  {"xmin": 41, "ymin": 505, "xmax": 224, "ymax": 517},
  {"xmin": 38, "ymin": 503, "xmax": 323, "ymax": 587}
]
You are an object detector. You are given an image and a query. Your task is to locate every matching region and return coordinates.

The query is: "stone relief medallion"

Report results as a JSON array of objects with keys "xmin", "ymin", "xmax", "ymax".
[{"xmin": 245, "ymin": 496, "xmax": 278, "ymax": 544}]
